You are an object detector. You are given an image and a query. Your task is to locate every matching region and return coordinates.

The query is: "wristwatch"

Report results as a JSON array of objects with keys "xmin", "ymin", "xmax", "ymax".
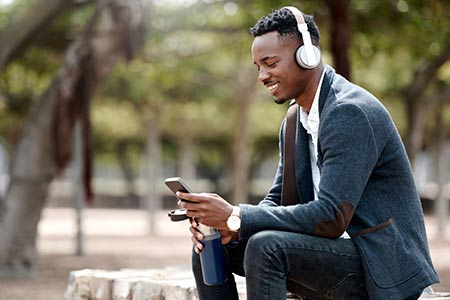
[{"xmin": 226, "ymin": 206, "xmax": 241, "ymax": 232}]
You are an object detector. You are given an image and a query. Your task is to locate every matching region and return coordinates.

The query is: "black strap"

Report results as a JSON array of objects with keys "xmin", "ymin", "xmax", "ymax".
[{"xmin": 281, "ymin": 103, "xmax": 300, "ymax": 206}]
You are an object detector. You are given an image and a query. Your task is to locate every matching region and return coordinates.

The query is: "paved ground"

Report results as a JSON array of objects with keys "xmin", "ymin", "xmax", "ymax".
[{"xmin": 0, "ymin": 208, "xmax": 449, "ymax": 300}]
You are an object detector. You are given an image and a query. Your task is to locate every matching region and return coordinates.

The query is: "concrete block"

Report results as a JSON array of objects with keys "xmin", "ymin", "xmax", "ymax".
[
  {"xmin": 64, "ymin": 267, "xmax": 448, "ymax": 300},
  {"xmin": 65, "ymin": 267, "xmax": 201, "ymax": 300},
  {"xmin": 420, "ymin": 292, "xmax": 450, "ymax": 299}
]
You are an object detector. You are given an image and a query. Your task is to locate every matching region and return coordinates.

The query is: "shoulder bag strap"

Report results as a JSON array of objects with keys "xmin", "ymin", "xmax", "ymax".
[{"xmin": 281, "ymin": 103, "xmax": 300, "ymax": 206}]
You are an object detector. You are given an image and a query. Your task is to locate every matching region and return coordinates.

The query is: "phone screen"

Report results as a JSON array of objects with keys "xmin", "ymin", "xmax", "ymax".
[{"xmin": 164, "ymin": 177, "xmax": 192, "ymax": 200}]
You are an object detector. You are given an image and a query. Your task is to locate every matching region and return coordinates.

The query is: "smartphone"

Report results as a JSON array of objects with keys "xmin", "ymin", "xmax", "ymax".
[
  {"xmin": 164, "ymin": 177, "xmax": 193, "ymax": 200},
  {"xmin": 165, "ymin": 177, "xmax": 193, "ymax": 222}
]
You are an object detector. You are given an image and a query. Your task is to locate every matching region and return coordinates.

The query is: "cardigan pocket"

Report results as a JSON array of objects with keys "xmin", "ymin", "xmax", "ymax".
[
  {"xmin": 352, "ymin": 218, "xmax": 420, "ymax": 288},
  {"xmin": 351, "ymin": 218, "xmax": 393, "ymax": 238}
]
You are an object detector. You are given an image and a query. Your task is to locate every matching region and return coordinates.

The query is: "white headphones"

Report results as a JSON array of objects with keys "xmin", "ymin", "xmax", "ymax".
[{"xmin": 284, "ymin": 6, "xmax": 321, "ymax": 69}]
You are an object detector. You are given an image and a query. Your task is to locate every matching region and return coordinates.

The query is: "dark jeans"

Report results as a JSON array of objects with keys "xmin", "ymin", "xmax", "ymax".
[
  {"xmin": 192, "ymin": 230, "xmax": 424, "ymax": 300},
  {"xmin": 192, "ymin": 230, "xmax": 368, "ymax": 300}
]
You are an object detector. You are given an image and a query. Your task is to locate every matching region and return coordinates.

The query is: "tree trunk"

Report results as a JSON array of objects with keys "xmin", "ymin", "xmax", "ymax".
[
  {"xmin": 0, "ymin": 0, "xmax": 148, "ymax": 278},
  {"xmin": 404, "ymin": 98, "xmax": 426, "ymax": 168},
  {"xmin": 229, "ymin": 97, "xmax": 253, "ymax": 204},
  {"xmin": 178, "ymin": 136, "xmax": 197, "ymax": 181},
  {"xmin": 403, "ymin": 32, "xmax": 450, "ymax": 163},
  {"xmin": 431, "ymin": 105, "xmax": 449, "ymax": 237},
  {"xmin": 228, "ymin": 66, "xmax": 257, "ymax": 204},
  {"xmin": 145, "ymin": 116, "xmax": 162, "ymax": 234},
  {"xmin": 328, "ymin": 0, "xmax": 351, "ymax": 80},
  {"xmin": 116, "ymin": 141, "xmax": 139, "ymax": 206}
]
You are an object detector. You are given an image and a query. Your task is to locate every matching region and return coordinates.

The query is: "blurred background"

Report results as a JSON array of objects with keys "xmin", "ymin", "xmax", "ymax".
[{"xmin": 0, "ymin": 0, "xmax": 449, "ymax": 299}]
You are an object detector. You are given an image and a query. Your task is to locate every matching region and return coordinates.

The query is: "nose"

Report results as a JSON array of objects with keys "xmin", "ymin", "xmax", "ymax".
[{"xmin": 258, "ymin": 67, "xmax": 270, "ymax": 83}]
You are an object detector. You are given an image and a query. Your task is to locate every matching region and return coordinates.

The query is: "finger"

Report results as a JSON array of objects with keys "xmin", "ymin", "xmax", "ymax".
[
  {"xmin": 221, "ymin": 236, "xmax": 230, "ymax": 244},
  {"xmin": 192, "ymin": 241, "xmax": 201, "ymax": 254},
  {"xmin": 177, "ymin": 192, "xmax": 215, "ymax": 203},
  {"xmin": 179, "ymin": 202, "xmax": 201, "ymax": 216},
  {"xmin": 189, "ymin": 218, "xmax": 200, "ymax": 228},
  {"xmin": 176, "ymin": 191, "xmax": 201, "ymax": 202},
  {"xmin": 175, "ymin": 191, "xmax": 190, "ymax": 200},
  {"xmin": 185, "ymin": 210, "xmax": 198, "ymax": 220},
  {"xmin": 205, "ymin": 193, "xmax": 220, "ymax": 197},
  {"xmin": 189, "ymin": 225, "xmax": 198, "ymax": 235},
  {"xmin": 178, "ymin": 200, "xmax": 196, "ymax": 209},
  {"xmin": 189, "ymin": 226, "xmax": 204, "ymax": 240},
  {"xmin": 191, "ymin": 235, "xmax": 204, "ymax": 251}
]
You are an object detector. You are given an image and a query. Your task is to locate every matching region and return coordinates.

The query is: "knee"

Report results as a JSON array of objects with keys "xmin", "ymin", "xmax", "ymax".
[
  {"xmin": 247, "ymin": 230, "xmax": 280, "ymax": 253},
  {"xmin": 244, "ymin": 231, "xmax": 281, "ymax": 271}
]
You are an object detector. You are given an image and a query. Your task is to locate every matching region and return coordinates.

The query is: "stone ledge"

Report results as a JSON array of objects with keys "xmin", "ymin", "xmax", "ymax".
[
  {"xmin": 421, "ymin": 293, "xmax": 450, "ymax": 300},
  {"xmin": 64, "ymin": 267, "xmax": 246, "ymax": 300},
  {"xmin": 64, "ymin": 267, "xmax": 449, "ymax": 300}
]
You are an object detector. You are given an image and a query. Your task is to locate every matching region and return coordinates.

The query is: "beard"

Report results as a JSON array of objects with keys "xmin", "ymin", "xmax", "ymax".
[{"xmin": 273, "ymin": 96, "xmax": 290, "ymax": 105}]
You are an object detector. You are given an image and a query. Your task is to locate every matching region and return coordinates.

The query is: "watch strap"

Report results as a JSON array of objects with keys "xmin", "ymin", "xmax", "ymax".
[{"xmin": 230, "ymin": 205, "xmax": 240, "ymax": 217}]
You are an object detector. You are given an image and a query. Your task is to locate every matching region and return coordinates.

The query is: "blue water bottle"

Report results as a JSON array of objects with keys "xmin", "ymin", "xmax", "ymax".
[{"xmin": 198, "ymin": 224, "xmax": 227, "ymax": 285}]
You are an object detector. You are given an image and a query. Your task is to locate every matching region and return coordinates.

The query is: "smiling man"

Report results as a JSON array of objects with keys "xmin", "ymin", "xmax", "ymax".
[
  {"xmin": 252, "ymin": 31, "xmax": 322, "ymax": 110},
  {"xmin": 177, "ymin": 6, "xmax": 439, "ymax": 300}
]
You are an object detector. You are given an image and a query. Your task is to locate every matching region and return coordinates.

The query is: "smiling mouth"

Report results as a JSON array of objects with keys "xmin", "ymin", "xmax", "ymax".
[{"xmin": 266, "ymin": 83, "xmax": 279, "ymax": 93}]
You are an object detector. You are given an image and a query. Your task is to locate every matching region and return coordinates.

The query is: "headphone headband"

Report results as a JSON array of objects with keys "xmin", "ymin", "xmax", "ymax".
[
  {"xmin": 284, "ymin": 6, "xmax": 306, "ymax": 27},
  {"xmin": 282, "ymin": 6, "xmax": 320, "ymax": 69}
]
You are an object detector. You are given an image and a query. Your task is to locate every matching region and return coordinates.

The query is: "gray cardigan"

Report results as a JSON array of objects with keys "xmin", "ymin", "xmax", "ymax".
[{"xmin": 239, "ymin": 66, "xmax": 439, "ymax": 299}]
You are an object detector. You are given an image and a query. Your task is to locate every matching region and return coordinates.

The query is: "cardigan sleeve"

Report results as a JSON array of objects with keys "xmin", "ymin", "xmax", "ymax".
[{"xmin": 239, "ymin": 102, "xmax": 379, "ymax": 239}]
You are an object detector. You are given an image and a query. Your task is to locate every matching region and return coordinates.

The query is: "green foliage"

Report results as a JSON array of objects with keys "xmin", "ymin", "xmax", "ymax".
[
  {"xmin": 0, "ymin": 48, "xmax": 60, "ymax": 143},
  {"xmin": 0, "ymin": 0, "xmax": 95, "ymax": 155},
  {"xmin": 349, "ymin": 0, "xmax": 450, "ymax": 136},
  {"xmin": 0, "ymin": 0, "xmax": 28, "ymax": 22},
  {"xmin": 2, "ymin": 0, "xmax": 450, "ymax": 176}
]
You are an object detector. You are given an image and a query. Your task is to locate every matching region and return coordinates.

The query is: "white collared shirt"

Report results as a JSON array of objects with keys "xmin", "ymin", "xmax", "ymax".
[
  {"xmin": 298, "ymin": 71, "xmax": 350, "ymax": 239},
  {"xmin": 299, "ymin": 71, "xmax": 324, "ymax": 201}
]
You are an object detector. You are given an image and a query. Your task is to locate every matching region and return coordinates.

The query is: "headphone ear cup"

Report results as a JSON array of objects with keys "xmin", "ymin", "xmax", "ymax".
[{"xmin": 296, "ymin": 45, "xmax": 321, "ymax": 69}]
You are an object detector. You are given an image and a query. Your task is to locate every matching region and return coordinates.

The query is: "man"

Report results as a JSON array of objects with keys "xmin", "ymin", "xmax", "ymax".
[{"xmin": 177, "ymin": 6, "xmax": 439, "ymax": 300}]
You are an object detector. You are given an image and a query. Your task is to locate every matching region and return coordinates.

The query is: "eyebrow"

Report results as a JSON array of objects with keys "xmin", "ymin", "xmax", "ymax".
[{"xmin": 253, "ymin": 56, "xmax": 277, "ymax": 65}]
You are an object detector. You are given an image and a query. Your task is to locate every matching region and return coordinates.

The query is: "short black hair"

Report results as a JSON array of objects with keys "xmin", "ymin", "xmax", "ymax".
[{"xmin": 250, "ymin": 7, "xmax": 320, "ymax": 46}]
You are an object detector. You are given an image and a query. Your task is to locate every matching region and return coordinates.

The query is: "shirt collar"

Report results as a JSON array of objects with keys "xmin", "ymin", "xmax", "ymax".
[{"xmin": 299, "ymin": 70, "xmax": 325, "ymax": 136}]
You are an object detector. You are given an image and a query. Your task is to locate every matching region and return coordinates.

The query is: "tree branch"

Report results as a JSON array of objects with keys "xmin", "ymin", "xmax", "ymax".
[
  {"xmin": 406, "ymin": 31, "xmax": 450, "ymax": 100},
  {"xmin": 425, "ymin": 84, "xmax": 450, "ymax": 110},
  {"xmin": 0, "ymin": 0, "xmax": 94, "ymax": 73}
]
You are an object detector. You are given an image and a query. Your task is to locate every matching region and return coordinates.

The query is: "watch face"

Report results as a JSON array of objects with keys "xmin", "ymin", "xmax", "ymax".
[{"xmin": 227, "ymin": 215, "xmax": 241, "ymax": 231}]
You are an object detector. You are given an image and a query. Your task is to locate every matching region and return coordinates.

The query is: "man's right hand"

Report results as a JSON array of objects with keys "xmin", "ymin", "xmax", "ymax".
[
  {"xmin": 189, "ymin": 220, "xmax": 205, "ymax": 254},
  {"xmin": 189, "ymin": 220, "xmax": 239, "ymax": 254}
]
